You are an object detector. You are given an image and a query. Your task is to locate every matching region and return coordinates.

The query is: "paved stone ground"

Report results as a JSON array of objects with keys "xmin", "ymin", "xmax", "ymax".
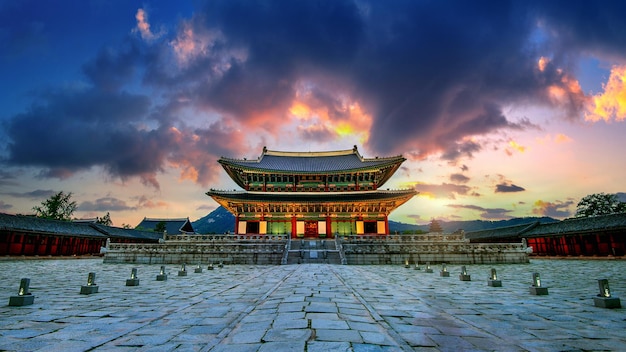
[{"xmin": 0, "ymin": 259, "xmax": 624, "ymax": 351}]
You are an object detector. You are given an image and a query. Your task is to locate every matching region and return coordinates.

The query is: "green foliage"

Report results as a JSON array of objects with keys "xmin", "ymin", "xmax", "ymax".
[
  {"xmin": 32, "ymin": 191, "xmax": 77, "ymax": 221},
  {"xmin": 155, "ymin": 221, "xmax": 167, "ymax": 233},
  {"xmin": 429, "ymin": 218, "xmax": 443, "ymax": 233},
  {"xmin": 122, "ymin": 223, "xmax": 132, "ymax": 229},
  {"xmin": 575, "ymin": 193, "xmax": 626, "ymax": 218},
  {"xmin": 96, "ymin": 212, "xmax": 113, "ymax": 226}
]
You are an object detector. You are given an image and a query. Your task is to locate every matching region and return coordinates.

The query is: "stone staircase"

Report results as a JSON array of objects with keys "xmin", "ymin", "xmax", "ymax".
[{"xmin": 286, "ymin": 238, "xmax": 343, "ymax": 264}]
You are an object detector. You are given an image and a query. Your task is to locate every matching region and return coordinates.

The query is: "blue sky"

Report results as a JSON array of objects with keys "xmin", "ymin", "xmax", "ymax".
[{"xmin": 1, "ymin": 0, "xmax": 626, "ymax": 227}]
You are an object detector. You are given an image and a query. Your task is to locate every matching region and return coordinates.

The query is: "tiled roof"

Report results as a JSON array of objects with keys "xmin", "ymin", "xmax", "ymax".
[
  {"xmin": 523, "ymin": 212, "xmax": 626, "ymax": 237},
  {"xmin": 219, "ymin": 147, "xmax": 404, "ymax": 173},
  {"xmin": 465, "ymin": 212, "xmax": 626, "ymax": 241},
  {"xmin": 0, "ymin": 212, "xmax": 106, "ymax": 238},
  {"xmin": 207, "ymin": 189, "xmax": 417, "ymax": 203},
  {"xmin": 90, "ymin": 223, "xmax": 163, "ymax": 241},
  {"xmin": 465, "ymin": 222, "xmax": 539, "ymax": 240},
  {"xmin": 135, "ymin": 217, "xmax": 195, "ymax": 234}
]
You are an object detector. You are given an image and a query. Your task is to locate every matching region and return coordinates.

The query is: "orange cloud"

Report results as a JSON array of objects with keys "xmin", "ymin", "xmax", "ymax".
[
  {"xmin": 287, "ymin": 88, "xmax": 372, "ymax": 144},
  {"xmin": 554, "ymin": 133, "xmax": 572, "ymax": 143},
  {"xmin": 538, "ymin": 56, "xmax": 549, "ymax": 72},
  {"xmin": 508, "ymin": 140, "xmax": 526, "ymax": 153},
  {"xmin": 585, "ymin": 65, "xmax": 626, "ymax": 122},
  {"xmin": 536, "ymin": 133, "xmax": 573, "ymax": 145},
  {"xmin": 538, "ymin": 57, "xmax": 588, "ymax": 118}
]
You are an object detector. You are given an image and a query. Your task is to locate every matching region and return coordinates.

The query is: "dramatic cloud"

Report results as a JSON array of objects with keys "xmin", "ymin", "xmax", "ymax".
[
  {"xmin": 532, "ymin": 199, "xmax": 574, "ymax": 219},
  {"xmin": 78, "ymin": 197, "xmax": 136, "ymax": 212},
  {"xmin": 3, "ymin": 0, "xmax": 626, "ymax": 194},
  {"xmin": 447, "ymin": 204, "xmax": 514, "ymax": 220}
]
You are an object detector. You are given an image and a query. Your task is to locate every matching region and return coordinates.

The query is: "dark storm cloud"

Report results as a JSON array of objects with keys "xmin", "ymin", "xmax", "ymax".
[
  {"xmin": 184, "ymin": 0, "xmax": 585, "ymax": 158},
  {"xmin": 533, "ymin": 1, "xmax": 626, "ymax": 59},
  {"xmin": 495, "ymin": 183, "xmax": 526, "ymax": 193},
  {"xmin": 447, "ymin": 204, "xmax": 514, "ymax": 220},
  {"xmin": 4, "ymin": 0, "xmax": 626, "ymax": 187}
]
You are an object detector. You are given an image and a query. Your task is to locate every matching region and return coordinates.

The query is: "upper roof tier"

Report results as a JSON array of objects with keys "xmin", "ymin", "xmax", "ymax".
[
  {"xmin": 218, "ymin": 146, "xmax": 407, "ymax": 191},
  {"xmin": 219, "ymin": 146, "xmax": 405, "ymax": 174}
]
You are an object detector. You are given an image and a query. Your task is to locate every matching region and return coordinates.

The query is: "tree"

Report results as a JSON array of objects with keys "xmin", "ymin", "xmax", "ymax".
[
  {"xmin": 33, "ymin": 191, "xmax": 77, "ymax": 221},
  {"xmin": 96, "ymin": 212, "xmax": 113, "ymax": 226},
  {"xmin": 575, "ymin": 193, "xmax": 626, "ymax": 218},
  {"xmin": 429, "ymin": 219, "xmax": 443, "ymax": 233}
]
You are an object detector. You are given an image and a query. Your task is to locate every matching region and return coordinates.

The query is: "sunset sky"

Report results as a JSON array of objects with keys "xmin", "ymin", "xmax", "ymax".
[{"xmin": 1, "ymin": 1, "xmax": 626, "ymax": 227}]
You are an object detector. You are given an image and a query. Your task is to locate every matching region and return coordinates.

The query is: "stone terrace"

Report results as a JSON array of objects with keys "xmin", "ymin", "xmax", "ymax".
[{"xmin": 0, "ymin": 259, "xmax": 625, "ymax": 351}]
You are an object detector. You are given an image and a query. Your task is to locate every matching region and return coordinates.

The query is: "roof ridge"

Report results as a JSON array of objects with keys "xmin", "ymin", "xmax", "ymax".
[{"xmin": 142, "ymin": 217, "xmax": 188, "ymax": 222}]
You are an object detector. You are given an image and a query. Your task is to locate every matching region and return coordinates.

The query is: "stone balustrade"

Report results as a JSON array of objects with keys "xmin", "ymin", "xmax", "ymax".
[{"xmin": 104, "ymin": 232, "xmax": 528, "ymax": 265}]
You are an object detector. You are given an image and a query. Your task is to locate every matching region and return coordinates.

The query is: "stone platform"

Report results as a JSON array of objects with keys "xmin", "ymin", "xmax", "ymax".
[
  {"xmin": 1, "ymin": 259, "xmax": 624, "ymax": 351},
  {"xmin": 104, "ymin": 233, "xmax": 529, "ymax": 265}
]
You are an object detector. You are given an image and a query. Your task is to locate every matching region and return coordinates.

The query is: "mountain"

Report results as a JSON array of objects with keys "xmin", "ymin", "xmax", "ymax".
[
  {"xmin": 388, "ymin": 217, "xmax": 559, "ymax": 234},
  {"xmin": 192, "ymin": 206, "xmax": 559, "ymax": 234},
  {"xmin": 192, "ymin": 206, "xmax": 235, "ymax": 234}
]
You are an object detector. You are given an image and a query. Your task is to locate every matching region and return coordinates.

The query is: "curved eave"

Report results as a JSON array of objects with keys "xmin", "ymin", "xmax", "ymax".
[
  {"xmin": 218, "ymin": 157, "xmax": 406, "ymax": 189},
  {"xmin": 207, "ymin": 189, "xmax": 417, "ymax": 213}
]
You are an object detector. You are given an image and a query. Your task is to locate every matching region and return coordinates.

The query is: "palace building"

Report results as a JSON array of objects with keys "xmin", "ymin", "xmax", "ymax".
[{"xmin": 207, "ymin": 146, "xmax": 416, "ymax": 238}]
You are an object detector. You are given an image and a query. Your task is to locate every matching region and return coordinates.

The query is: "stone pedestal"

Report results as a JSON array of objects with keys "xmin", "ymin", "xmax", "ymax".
[
  {"xmin": 156, "ymin": 274, "xmax": 167, "ymax": 281},
  {"xmin": 80, "ymin": 285, "xmax": 99, "ymax": 295},
  {"xmin": 425, "ymin": 268, "xmax": 433, "ymax": 273},
  {"xmin": 194, "ymin": 267, "xmax": 203, "ymax": 273},
  {"xmin": 126, "ymin": 278, "xmax": 140, "ymax": 286},
  {"xmin": 594, "ymin": 296, "xmax": 621, "ymax": 308},
  {"xmin": 440, "ymin": 271, "xmax": 450, "ymax": 277},
  {"xmin": 459, "ymin": 274, "xmax": 471, "ymax": 281},
  {"xmin": 178, "ymin": 270, "xmax": 188, "ymax": 276},
  {"xmin": 207, "ymin": 265, "xmax": 214, "ymax": 270},
  {"xmin": 529, "ymin": 286, "xmax": 548, "ymax": 295},
  {"xmin": 8, "ymin": 295, "xmax": 34, "ymax": 306},
  {"xmin": 488, "ymin": 280, "xmax": 502, "ymax": 287}
]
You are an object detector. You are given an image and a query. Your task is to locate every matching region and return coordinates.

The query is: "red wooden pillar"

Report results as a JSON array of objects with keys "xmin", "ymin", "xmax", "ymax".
[
  {"xmin": 235, "ymin": 214, "xmax": 240, "ymax": 234},
  {"xmin": 326, "ymin": 216, "xmax": 332, "ymax": 238},
  {"xmin": 291, "ymin": 216, "xmax": 297, "ymax": 238}
]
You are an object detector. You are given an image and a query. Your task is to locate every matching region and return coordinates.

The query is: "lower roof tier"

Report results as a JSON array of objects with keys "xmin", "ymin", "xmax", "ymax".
[{"xmin": 207, "ymin": 189, "xmax": 417, "ymax": 215}]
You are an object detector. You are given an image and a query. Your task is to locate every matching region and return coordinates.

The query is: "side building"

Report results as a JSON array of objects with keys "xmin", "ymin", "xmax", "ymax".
[
  {"xmin": 0, "ymin": 213, "xmax": 162, "ymax": 256},
  {"xmin": 207, "ymin": 146, "xmax": 416, "ymax": 238}
]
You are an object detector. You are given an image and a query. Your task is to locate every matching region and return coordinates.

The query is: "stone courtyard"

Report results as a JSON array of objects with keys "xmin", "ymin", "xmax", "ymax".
[{"xmin": 0, "ymin": 259, "xmax": 624, "ymax": 351}]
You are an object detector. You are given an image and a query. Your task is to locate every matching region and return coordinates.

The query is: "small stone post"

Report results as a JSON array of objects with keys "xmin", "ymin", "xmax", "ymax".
[
  {"xmin": 126, "ymin": 268, "xmax": 140, "ymax": 286},
  {"xmin": 80, "ymin": 272, "xmax": 99, "ymax": 294},
  {"xmin": 8, "ymin": 278, "xmax": 34, "ymax": 306},
  {"xmin": 529, "ymin": 272, "xmax": 548, "ymax": 295},
  {"xmin": 488, "ymin": 268, "xmax": 502, "ymax": 287},
  {"xmin": 593, "ymin": 279, "xmax": 621, "ymax": 308}
]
